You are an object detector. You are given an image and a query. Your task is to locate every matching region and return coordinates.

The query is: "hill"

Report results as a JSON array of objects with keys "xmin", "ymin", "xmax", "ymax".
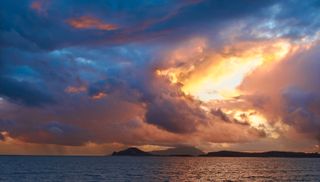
[
  {"xmin": 111, "ymin": 147, "xmax": 153, "ymax": 156},
  {"xmin": 151, "ymin": 146, "xmax": 204, "ymax": 156},
  {"xmin": 202, "ymin": 151, "xmax": 320, "ymax": 158}
]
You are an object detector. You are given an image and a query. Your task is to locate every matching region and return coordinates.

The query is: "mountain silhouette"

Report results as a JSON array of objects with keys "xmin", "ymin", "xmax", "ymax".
[
  {"xmin": 112, "ymin": 147, "xmax": 153, "ymax": 156},
  {"xmin": 111, "ymin": 147, "xmax": 320, "ymax": 158},
  {"xmin": 151, "ymin": 146, "xmax": 204, "ymax": 156}
]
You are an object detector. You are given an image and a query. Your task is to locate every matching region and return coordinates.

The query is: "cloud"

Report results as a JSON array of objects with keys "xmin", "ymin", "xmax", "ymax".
[
  {"xmin": 0, "ymin": 119, "xmax": 88, "ymax": 146},
  {"xmin": 30, "ymin": 0, "xmax": 46, "ymax": 13},
  {"xmin": 66, "ymin": 16, "xmax": 118, "ymax": 31},
  {"xmin": 0, "ymin": 133, "xmax": 4, "ymax": 141},
  {"xmin": 1, "ymin": 0, "xmax": 320, "ymax": 155},
  {"xmin": 30, "ymin": 1, "xmax": 42, "ymax": 11},
  {"xmin": 65, "ymin": 85, "xmax": 87, "ymax": 94},
  {"xmin": 0, "ymin": 76, "xmax": 55, "ymax": 106},
  {"xmin": 239, "ymin": 42, "xmax": 320, "ymax": 142},
  {"xmin": 0, "ymin": 0, "xmax": 277, "ymax": 50},
  {"xmin": 144, "ymin": 79, "xmax": 206, "ymax": 133},
  {"xmin": 211, "ymin": 108, "xmax": 232, "ymax": 123}
]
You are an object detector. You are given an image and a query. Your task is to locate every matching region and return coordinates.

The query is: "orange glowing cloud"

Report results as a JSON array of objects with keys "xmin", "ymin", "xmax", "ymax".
[
  {"xmin": 91, "ymin": 92, "xmax": 107, "ymax": 100},
  {"xmin": 153, "ymin": 38, "xmax": 302, "ymax": 142},
  {"xmin": 30, "ymin": 0, "xmax": 49, "ymax": 14},
  {"xmin": 31, "ymin": 1, "xmax": 42, "ymax": 11},
  {"xmin": 66, "ymin": 16, "xmax": 118, "ymax": 31},
  {"xmin": 156, "ymin": 38, "xmax": 292, "ymax": 101},
  {"xmin": 65, "ymin": 85, "xmax": 87, "ymax": 94}
]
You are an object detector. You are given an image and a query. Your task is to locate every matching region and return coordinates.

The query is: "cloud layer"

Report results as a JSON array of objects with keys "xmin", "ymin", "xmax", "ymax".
[{"xmin": 0, "ymin": 0, "xmax": 320, "ymax": 154}]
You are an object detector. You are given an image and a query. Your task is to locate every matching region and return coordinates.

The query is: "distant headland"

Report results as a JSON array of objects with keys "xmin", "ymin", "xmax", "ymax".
[{"xmin": 112, "ymin": 147, "xmax": 320, "ymax": 158}]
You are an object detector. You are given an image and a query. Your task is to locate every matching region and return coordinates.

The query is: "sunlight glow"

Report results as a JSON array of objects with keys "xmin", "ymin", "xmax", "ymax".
[
  {"xmin": 157, "ymin": 40, "xmax": 291, "ymax": 101},
  {"xmin": 231, "ymin": 109, "xmax": 281, "ymax": 139}
]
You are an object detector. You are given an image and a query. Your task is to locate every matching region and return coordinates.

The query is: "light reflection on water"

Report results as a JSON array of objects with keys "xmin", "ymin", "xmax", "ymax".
[{"xmin": 0, "ymin": 156, "xmax": 319, "ymax": 181}]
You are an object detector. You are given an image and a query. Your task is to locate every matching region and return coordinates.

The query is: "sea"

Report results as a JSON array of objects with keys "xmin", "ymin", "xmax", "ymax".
[{"xmin": 0, "ymin": 156, "xmax": 319, "ymax": 181}]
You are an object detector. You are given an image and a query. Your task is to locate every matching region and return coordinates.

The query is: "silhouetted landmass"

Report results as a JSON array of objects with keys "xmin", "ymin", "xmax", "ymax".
[
  {"xmin": 111, "ymin": 147, "xmax": 153, "ymax": 156},
  {"xmin": 112, "ymin": 146, "xmax": 204, "ymax": 157},
  {"xmin": 112, "ymin": 147, "xmax": 320, "ymax": 158},
  {"xmin": 151, "ymin": 146, "xmax": 204, "ymax": 156},
  {"xmin": 202, "ymin": 151, "xmax": 320, "ymax": 158}
]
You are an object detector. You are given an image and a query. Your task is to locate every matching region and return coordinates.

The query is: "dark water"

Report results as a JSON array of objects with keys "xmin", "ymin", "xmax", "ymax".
[{"xmin": 0, "ymin": 156, "xmax": 319, "ymax": 181}]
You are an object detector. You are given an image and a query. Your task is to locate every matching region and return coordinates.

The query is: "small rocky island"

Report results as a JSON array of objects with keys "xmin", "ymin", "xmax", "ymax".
[{"xmin": 112, "ymin": 147, "xmax": 153, "ymax": 156}]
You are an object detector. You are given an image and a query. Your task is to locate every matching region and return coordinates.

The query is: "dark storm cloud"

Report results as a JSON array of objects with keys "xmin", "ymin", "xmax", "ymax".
[
  {"xmin": 1, "ymin": 0, "xmax": 319, "ymax": 52},
  {"xmin": 283, "ymin": 46, "xmax": 320, "ymax": 141},
  {"xmin": 0, "ymin": 48, "xmax": 68, "ymax": 106},
  {"xmin": 280, "ymin": 48, "xmax": 320, "ymax": 141},
  {"xmin": 82, "ymin": 63, "xmax": 210, "ymax": 134},
  {"xmin": 0, "ymin": 76, "xmax": 55, "ymax": 106},
  {"xmin": 0, "ymin": 0, "xmax": 278, "ymax": 50},
  {"xmin": 144, "ymin": 82, "xmax": 207, "ymax": 133},
  {"xmin": 0, "ymin": 43, "xmax": 150, "ymax": 106},
  {"xmin": 283, "ymin": 89, "xmax": 320, "ymax": 138},
  {"xmin": 282, "ymin": 91, "xmax": 320, "ymax": 143},
  {"xmin": 88, "ymin": 78, "xmax": 124, "ymax": 97},
  {"xmin": 0, "ymin": 49, "xmax": 57, "ymax": 106}
]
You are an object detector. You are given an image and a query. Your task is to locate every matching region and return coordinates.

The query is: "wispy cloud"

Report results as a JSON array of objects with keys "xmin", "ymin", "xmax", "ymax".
[{"xmin": 66, "ymin": 16, "xmax": 118, "ymax": 31}]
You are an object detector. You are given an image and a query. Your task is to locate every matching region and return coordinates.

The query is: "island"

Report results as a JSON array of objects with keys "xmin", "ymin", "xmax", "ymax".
[
  {"xmin": 201, "ymin": 151, "xmax": 320, "ymax": 158},
  {"xmin": 111, "ymin": 147, "xmax": 153, "ymax": 156},
  {"xmin": 112, "ymin": 147, "xmax": 320, "ymax": 158}
]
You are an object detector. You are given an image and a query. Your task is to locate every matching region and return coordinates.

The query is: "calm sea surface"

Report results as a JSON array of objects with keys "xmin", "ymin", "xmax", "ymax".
[{"xmin": 0, "ymin": 156, "xmax": 319, "ymax": 181}]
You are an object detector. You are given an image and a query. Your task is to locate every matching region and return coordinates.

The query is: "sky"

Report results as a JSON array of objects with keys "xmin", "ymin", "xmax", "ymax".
[{"xmin": 0, "ymin": 0, "xmax": 320, "ymax": 155}]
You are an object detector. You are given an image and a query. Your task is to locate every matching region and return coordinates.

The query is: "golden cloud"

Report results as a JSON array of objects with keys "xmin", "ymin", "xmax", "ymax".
[{"xmin": 156, "ymin": 38, "xmax": 292, "ymax": 101}]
